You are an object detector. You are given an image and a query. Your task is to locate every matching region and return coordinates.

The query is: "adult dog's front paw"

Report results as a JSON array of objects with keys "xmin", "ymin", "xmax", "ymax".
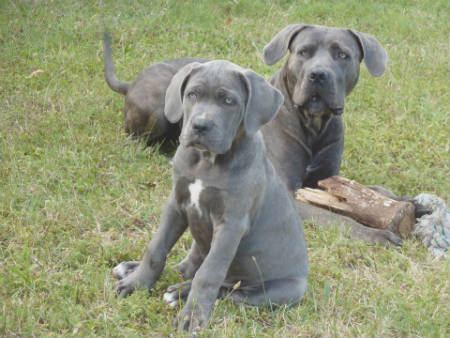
[
  {"xmin": 378, "ymin": 230, "xmax": 403, "ymax": 247},
  {"xmin": 116, "ymin": 268, "xmax": 153, "ymax": 298}
]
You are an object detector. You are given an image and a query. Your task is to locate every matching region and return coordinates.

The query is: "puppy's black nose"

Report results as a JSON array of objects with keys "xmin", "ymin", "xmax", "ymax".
[
  {"xmin": 309, "ymin": 69, "xmax": 329, "ymax": 83},
  {"xmin": 192, "ymin": 118, "xmax": 213, "ymax": 134}
]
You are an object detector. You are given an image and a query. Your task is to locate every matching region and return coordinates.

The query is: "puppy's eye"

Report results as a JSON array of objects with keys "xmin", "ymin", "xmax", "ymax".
[
  {"xmin": 298, "ymin": 49, "xmax": 308, "ymax": 57},
  {"xmin": 187, "ymin": 92, "xmax": 197, "ymax": 100},
  {"xmin": 224, "ymin": 97, "xmax": 233, "ymax": 105},
  {"xmin": 338, "ymin": 51, "xmax": 348, "ymax": 59}
]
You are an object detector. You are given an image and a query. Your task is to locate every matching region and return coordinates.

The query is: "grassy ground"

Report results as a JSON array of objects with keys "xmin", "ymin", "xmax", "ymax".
[{"xmin": 1, "ymin": 0, "xmax": 449, "ymax": 337}]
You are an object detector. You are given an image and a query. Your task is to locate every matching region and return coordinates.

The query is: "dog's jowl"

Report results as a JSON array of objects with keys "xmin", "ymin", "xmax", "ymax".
[{"xmin": 114, "ymin": 60, "xmax": 309, "ymax": 331}]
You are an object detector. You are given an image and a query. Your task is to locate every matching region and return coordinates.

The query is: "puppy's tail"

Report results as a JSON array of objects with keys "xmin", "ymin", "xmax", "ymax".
[{"xmin": 103, "ymin": 30, "xmax": 131, "ymax": 95}]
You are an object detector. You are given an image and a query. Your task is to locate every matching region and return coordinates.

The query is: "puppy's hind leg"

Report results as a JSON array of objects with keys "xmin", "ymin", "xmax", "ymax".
[
  {"xmin": 163, "ymin": 281, "xmax": 192, "ymax": 308},
  {"xmin": 229, "ymin": 277, "xmax": 307, "ymax": 307},
  {"xmin": 163, "ymin": 280, "xmax": 230, "ymax": 308},
  {"xmin": 171, "ymin": 241, "xmax": 204, "ymax": 280}
]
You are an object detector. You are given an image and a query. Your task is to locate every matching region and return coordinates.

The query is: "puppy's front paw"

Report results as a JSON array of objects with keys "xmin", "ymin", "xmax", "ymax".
[
  {"xmin": 115, "ymin": 268, "xmax": 153, "ymax": 298},
  {"xmin": 173, "ymin": 303, "xmax": 209, "ymax": 332}
]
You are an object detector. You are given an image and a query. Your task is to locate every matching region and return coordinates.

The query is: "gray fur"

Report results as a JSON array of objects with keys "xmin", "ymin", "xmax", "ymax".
[
  {"xmin": 262, "ymin": 24, "xmax": 387, "ymax": 191},
  {"xmin": 103, "ymin": 31, "xmax": 207, "ymax": 143},
  {"xmin": 103, "ymin": 31, "xmax": 131, "ymax": 95},
  {"xmin": 260, "ymin": 24, "xmax": 401, "ymax": 246},
  {"xmin": 115, "ymin": 61, "xmax": 308, "ymax": 331},
  {"xmin": 111, "ymin": 27, "xmax": 398, "ymax": 302}
]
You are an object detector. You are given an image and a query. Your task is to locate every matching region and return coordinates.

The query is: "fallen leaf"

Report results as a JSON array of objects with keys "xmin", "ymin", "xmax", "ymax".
[{"xmin": 29, "ymin": 69, "xmax": 45, "ymax": 78}]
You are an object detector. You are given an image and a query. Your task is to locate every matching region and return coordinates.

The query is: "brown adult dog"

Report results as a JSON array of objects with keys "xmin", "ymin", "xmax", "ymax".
[{"xmin": 103, "ymin": 31, "xmax": 206, "ymax": 145}]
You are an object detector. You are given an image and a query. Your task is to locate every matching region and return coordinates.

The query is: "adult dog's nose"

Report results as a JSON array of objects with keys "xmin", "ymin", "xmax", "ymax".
[
  {"xmin": 308, "ymin": 69, "xmax": 329, "ymax": 84},
  {"xmin": 192, "ymin": 117, "xmax": 213, "ymax": 134}
]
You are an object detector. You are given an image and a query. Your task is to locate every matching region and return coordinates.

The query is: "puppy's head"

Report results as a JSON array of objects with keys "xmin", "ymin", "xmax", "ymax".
[
  {"xmin": 263, "ymin": 24, "xmax": 387, "ymax": 118},
  {"xmin": 164, "ymin": 60, "xmax": 283, "ymax": 154}
]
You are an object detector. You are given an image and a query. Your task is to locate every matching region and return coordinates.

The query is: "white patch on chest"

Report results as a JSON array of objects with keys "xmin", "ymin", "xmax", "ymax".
[{"xmin": 188, "ymin": 179, "xmax": 204, "ymax": 215}]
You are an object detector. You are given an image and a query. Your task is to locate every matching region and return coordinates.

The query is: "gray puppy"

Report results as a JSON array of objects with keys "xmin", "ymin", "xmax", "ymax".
[
  {"xmin": 115, "ymin": 60, "xmax": 309, "ymax": 331},
  {"xmin": 103, "ymin": 31, "xmax": 206, "ymax": 144}
]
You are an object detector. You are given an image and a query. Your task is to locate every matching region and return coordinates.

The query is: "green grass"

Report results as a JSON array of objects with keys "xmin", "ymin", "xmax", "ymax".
[{"xmin": 1, "ymin": 0, "xmax": 449, "ymax": 336}]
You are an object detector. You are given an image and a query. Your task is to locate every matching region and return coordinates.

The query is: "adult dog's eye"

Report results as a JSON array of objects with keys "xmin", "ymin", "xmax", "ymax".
[
  {"xmin": 187, "ymin": 92, "xmax": 197, "ymax": 100},
  {"xmin": 338, "ymin": 51, "xmax": 348, "ymax": 59},
  {"xmin": 224, "ymin": 97, "xmax": 233, "ymax": 105}
]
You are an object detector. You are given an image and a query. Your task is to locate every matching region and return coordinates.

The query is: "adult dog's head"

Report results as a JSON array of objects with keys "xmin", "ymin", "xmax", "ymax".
[
  {"xmin": 263, "ymin": 24, "xmax": 387, "ymax": 118},
  {"xmin": 164, "ymin": 60, "xmax": 283, "ymax": 154}
]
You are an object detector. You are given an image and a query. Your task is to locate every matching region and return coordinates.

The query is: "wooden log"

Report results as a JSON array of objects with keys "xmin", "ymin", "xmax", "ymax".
[{"xmin": 295, "ymin": 176, "xmax": 415, "ymax": 238}]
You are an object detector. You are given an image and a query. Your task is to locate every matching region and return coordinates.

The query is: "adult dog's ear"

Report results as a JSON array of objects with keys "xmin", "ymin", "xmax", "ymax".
[
  {"xmin": 263, "ymin": 23, "xmax": 309, "ymax": 66},
  {"xmin": 349, "ymin": 30, "xmax": 387, "ymax": 77},
  {"xmin": 164, "ymin": 62, "xmax": 203, "ymax": 123},
  {"xmin": 240, "ymin": 69, "xmax": 284, "ymax": 135}
]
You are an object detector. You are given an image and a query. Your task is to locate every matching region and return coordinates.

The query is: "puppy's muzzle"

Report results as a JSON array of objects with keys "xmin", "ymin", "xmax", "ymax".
[{"xmin": 192, "ymin": 117, "xmax": 214, "ymax": 135}]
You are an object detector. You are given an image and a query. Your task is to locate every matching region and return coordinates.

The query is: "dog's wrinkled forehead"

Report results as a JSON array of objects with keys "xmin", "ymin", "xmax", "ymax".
[
  {"xmin": 185, "ymin": 60, "xmax": 247, "ymax": 96},
  {"xmin": 290, "ymin": 26, "xmax": 362, "ymax": 59}
]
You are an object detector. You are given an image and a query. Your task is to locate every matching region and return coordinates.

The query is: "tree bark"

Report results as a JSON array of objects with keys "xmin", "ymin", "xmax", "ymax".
[{"xmin": 296, "ymin": 176, "xmax": 415, "ymax": 238}]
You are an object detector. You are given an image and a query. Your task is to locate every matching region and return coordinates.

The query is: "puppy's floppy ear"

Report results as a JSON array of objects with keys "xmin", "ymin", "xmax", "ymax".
[
  {"xmin": 164, "ymin": 62, "xmax": 203, "ymax": 123},
  {"xmin": 263, "ymin": 23, "xmax": 309, "ymax": 66},
  {"xmin": 240, "ymin": 69, "xmax": 284, "ymax": 135},
  {"xmin": 349, "ymin": 30, "xmax": 387, "ymax": 77}
]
